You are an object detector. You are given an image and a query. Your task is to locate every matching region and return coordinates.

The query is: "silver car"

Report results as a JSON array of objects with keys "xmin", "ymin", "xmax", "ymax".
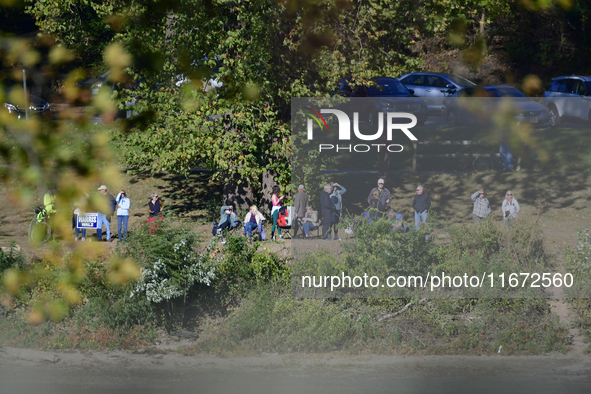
[
  {"xmin": 543, "ymin": 76, "xmax": 591, "ymax": 126},
  {"xmin": 399, "ymin": 72, "xmax": 476, "ymax": 112}
]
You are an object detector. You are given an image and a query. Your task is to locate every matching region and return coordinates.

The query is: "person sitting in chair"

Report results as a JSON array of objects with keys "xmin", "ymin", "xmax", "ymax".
[
  {"xmin": 243, "ymin": 205, "xmax": 265, "ymax": 238},
  {"xmin": 300, "ymin": 206, "xmax": 320, "ymax": 238},
  {"xmin": 218, "ymin": 205, "xmax": 239, "ymax": 234}
]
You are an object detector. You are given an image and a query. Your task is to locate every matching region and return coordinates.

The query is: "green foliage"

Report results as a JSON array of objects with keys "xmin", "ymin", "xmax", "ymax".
[
  {"xmin": 435, "ymin": 219, "xmax": 551, "ymax": 277},
  {"xmin": 197, "ymin": 287, "xmax": 568, "ymax": 354},
  {"xmin": 564, "ymin": 228, "xmax": 591, "ymax": 349},
  {"xmin": 225, "ymin": 286, "xmax": 358, "ymax": 352},
  {"xmin": 0, "ymin": 243, "xmax": 25, "ymax": 276},
  {"xmin": 564, "ymin": 228, "xmax": 591, "ymax": 292},
  {"xmin": 216, "ymin": 235, "xmax": 290, "ymax": 294},
  {"xmin": 118, "ymin": 219, "xmax": 216, "ymax": 304},
  {"xmin": 344, "ymin": 217, "xmax": 436, "ymax": 277},
  {"xmin": 77, "ymin": 261, "xmax": 156, "ymax": 330}
]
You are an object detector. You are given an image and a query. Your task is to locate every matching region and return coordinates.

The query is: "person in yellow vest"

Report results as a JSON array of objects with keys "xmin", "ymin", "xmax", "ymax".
[{"xmin": 37, "ymin": 189, "xmax": 57, "ymax": 222}]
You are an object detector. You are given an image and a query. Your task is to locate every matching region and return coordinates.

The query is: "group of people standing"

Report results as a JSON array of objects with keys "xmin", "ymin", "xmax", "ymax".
[
  {"xmin": 71, "ymin": 185, "xmax": 131, "ymax": 242},
  {"xmin": 288, "ymin": 183, "xmax": 346, "ymax": 239},
  {"xmin": 283, "ymin": 178, "xmax": 521, "ymax": 241},
  {"xmin": 69, "ymin": 186, "xmax": 163, "ymax": 242},
  {"xmin": 366, "ymin": 179, "xmax": 431, "ymax": 231},
  {"xmin": 471, "ymin": 189, "xmax": 520, "ymax": 226}
]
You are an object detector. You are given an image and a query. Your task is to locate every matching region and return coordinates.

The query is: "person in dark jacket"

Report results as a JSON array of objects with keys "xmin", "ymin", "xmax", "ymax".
[
  {"xmin": 412, "ymin": 185, "xmax": 431, "ymax": 229},
  {"xmin": 96, "ymin": 185, "xmax": 116, "ymax": 242},
  {"xmin": 149, "ymin": 192, "xmax": 161, "ymax": 218},
  {"xmin": 320, "ymin": 184, "xmax": 334, "ymax": 240},
  {"xmin": 293, "ymin": 184, "xmax": 308, "ymax": 238},
  {"xmin": 329, "ymin": 183, "xmax": 346, "ymax": 240}
]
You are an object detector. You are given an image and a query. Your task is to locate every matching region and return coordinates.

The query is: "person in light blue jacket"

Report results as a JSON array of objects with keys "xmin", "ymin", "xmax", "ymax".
[{"xmin": 116, "ymin": 190, "xmax": 131, "ymax": 241}]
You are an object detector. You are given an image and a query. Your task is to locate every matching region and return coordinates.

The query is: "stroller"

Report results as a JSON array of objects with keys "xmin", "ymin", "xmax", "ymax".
[{"xmin": 277, "ymin": 206, "xmax": 293, "ymax": 239}]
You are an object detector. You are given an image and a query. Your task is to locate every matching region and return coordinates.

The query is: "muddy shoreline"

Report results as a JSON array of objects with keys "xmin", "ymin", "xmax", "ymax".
[{"xmin": 1, "ymin": 346, "xmax": 591, "ymax": 393}]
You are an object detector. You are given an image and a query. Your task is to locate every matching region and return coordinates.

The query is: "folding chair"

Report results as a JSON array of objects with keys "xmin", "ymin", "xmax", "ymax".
[{"xmin": 277, "ymin": 206, "xmax": 293, "ymax": 239}]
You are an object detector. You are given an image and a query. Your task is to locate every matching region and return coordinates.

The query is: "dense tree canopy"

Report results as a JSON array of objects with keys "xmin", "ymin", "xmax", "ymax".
[{"xmin": 17, "ymin": 0, "xmax": 590, "ymax": 209}]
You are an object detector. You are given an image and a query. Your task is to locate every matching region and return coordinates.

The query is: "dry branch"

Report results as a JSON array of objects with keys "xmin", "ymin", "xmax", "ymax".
[{"xmin": 377, "ymin": 298, "xmax": 426, "ymax": 322}]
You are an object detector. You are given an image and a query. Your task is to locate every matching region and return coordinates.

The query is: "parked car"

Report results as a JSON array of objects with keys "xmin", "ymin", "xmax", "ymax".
[
  {"xmin": 76, "ymin": 70, "xmax": 119, "ymax": 96},
  {"xmin": 442, "ymin": 86, "xmax": 551, "ymax": 127},
  {"xmin": 337, "ymin": 77, "xmax": 429, "ymax": 126},
  {"xmin": 76, "ymin": 70, "xmax": 141, "ymax": 119},
  {"xmin": 543, "ymin": 75, "xmax": 591, "ymax": 126},
  {"xmin": 399, "ymin": 72, "xmax": 476, "ymax": 112},
  {"xmin": 3, "ymin": 90, "xmax": 51, "ymax": 120}
]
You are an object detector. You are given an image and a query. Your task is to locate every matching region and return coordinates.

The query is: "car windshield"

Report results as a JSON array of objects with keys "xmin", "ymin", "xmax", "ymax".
[
  {"xmin": 367, "ymin": 78, "xmax": 410, "ymax": 96},
  {"xmin": 446, "ymin": 74, "xmax": 476, "ymax": 87},
  {"xmin": 585, "ymin": 82, "xmax": 591, "ymax": 95},
  {"xmin": 486, "ymin": 87, "xmax": 528, "ymax": 99}
]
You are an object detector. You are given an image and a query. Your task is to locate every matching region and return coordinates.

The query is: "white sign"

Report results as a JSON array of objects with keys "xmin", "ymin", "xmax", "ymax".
[{"xmin": 77, "ymin": 213, "xmax": 98, "ymax": 229}]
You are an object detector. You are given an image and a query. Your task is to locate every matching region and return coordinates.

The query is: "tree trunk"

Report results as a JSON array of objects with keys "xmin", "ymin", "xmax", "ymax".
[
  {"xmin": 261, "ymin": 170, "xmax": 278, "ymax": 215},
  {"xmin": 480, "ymin": 11, "xmax": 487, "ymax": 56},
  {"xmin": 223, "ymin": 173, "xmax": 255, "ymax": 212}
]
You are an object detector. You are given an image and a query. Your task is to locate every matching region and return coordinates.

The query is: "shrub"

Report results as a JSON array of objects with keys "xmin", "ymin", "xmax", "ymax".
[
  {"xmin": 118, "ymin": 220, "xmax": 217, "ymax": 304},
  {"xmin": 216, "ymin": 235, "xmax": 290, "ymax": 296},
  {"xmin": 343, "ymin": 218, "xmax": 437, "ymax": 277},
  {"xmin": 0, "ymin": 242, "xmax": 25, "ymax": 275}
]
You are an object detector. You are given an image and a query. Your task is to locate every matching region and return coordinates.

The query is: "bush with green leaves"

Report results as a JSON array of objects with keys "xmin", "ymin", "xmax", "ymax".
[
  {"xmin": 118, "ymin": 220, "xmax": 217, "ymax": 305},
  {"xmin": 215, "ymin": 235, "xmax": 290, "ymax": 296},
  {"xmin": 77, "ymin": 261, "xmax": 156, "ymax": 330},
  {"xmin": 0, "ymin": 243, "xmax": 25, "ymax": 276},
  {"xmin": 343, "ymin": 218, "xmax": 437, "ymax": 277},
  {"xmin": 564, "ymin": 228, "xmax": 591, "ymax": 295},
  {"xmin": 435, "ymin": 218, "xmax": 551, "ymax": 276}
]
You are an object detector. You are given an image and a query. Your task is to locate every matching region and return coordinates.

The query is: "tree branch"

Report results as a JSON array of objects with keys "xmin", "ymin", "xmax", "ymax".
[{"xmin": 377, "ymin": 298, "xmax": 426, "ymax": 322}]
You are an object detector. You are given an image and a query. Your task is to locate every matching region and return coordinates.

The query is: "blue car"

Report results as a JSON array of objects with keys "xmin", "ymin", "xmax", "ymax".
[{"xmin": 399, "ymin": 72, "xmax": 476, "ymax": 112}]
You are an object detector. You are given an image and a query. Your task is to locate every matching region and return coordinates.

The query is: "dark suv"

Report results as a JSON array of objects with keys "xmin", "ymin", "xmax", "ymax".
[{"xmin": 543, "ymin": 76, "xmax": 591, "ymax": 126}]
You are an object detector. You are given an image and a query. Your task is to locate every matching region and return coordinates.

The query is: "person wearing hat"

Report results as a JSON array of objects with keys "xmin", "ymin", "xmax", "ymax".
[
  {"xmin": 367, "ymin": 178, "xmax": 391, "ymax": 218},
  {"xmin": 96, "ymin": 185, "xmax": 116, "ymax": 242},
  {"xmin": 471, "ymin": 189, "xmax": 491, "ymax": 222},
  {"xmin": 293, "ymin": 184, "xmax": 308, "ymax": 238}
]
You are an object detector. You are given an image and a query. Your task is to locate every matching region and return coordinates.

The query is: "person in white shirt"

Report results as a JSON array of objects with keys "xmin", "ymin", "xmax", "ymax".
[
  {"xmin": 501, "ymin": 190, "xmax": 520, "ymax": 228},
  {"xmin": 116, "ymin": 190, "xmax": 131, "ymax": 241}
]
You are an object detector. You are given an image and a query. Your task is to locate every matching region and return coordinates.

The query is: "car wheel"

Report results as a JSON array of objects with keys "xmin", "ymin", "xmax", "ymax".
[
  {"xmin": 548, "ymin": 105, "xmax": 560, "ymax": 127},
  {"xmin": 447, "ymin": 109, "xmax": 459, "ymax": 127}
]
